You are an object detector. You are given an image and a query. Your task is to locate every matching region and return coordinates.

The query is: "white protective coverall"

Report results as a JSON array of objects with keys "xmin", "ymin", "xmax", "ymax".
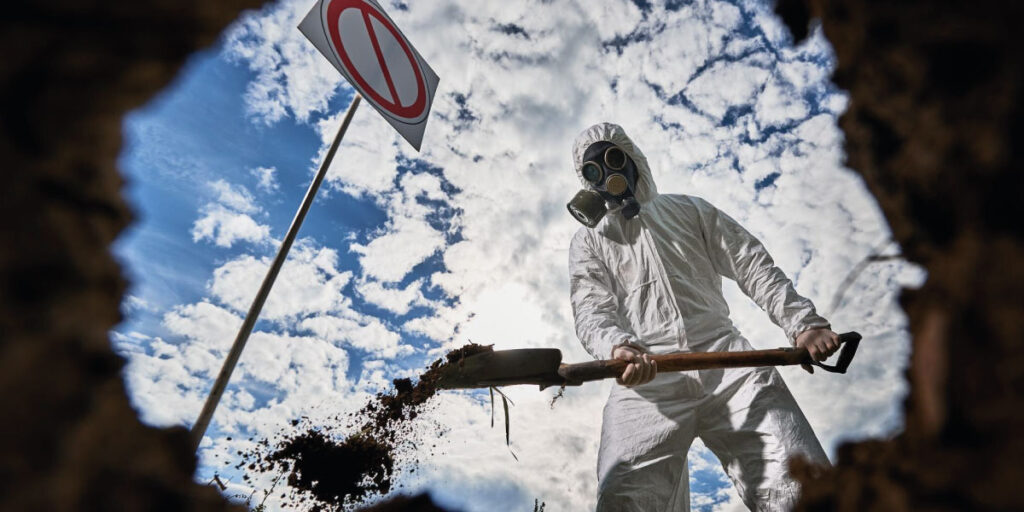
[{"xmin": 568, "ymin": 123, "xmax": 831, "ymax": 511}]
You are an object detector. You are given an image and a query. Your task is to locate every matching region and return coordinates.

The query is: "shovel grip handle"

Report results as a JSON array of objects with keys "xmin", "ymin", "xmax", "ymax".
[
  {"xmin": 808, "ymin": 331, "xmax": 862, "ymax": 374},
  {"xmin": 558, "ymin": 331, "xmax": 862, "ymax": 383},
  {"xmin": 557, "ymin": 359, "xmax": 629, "ymax": 383}
]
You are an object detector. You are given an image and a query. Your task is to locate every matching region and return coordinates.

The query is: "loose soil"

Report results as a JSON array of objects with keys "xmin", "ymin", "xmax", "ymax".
[{"xmin": 241, "ymin": 344, "xmax": 493, "ymax": 511}]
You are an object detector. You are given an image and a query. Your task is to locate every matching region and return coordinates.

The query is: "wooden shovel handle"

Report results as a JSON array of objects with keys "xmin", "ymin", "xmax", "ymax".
[{"xmin": 558, "ymin": 332, "xmax": 861, "ymax": 384}]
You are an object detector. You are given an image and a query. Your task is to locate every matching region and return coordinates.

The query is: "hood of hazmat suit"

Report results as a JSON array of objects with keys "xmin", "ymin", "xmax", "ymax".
[{"xmin": 567, "ymin": 123, "xmax": 831, "ymax": 512}]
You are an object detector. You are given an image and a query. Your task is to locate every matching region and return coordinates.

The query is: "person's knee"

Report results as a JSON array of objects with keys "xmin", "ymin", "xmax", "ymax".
[
  {"xmin": 596, "ymin": 459, "xmax": 633, "ymax": 499},
  {"xmin": 596, "ymin": 488, "xmax": 661, "ymax": 512},
  {"xmin": 597, "ymin": 457, "xmax": 686, "ymax": 512},
  {"xmin": 595, "ymin": 469, "xmax": 633, "ymax": 512},
  {"xmin": 742, "ymin": 477, "xmax": 801, "ymax": 512}
]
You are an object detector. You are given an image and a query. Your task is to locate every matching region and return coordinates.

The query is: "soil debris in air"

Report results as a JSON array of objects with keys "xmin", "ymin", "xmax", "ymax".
[{"xmin": 241, "ymin": 343, "xmax": 493, "ymax": 510}]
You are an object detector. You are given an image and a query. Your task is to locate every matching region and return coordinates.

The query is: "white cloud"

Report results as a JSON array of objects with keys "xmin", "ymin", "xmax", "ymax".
[
  {"xmin": 191, "ymin": 205, "xmax": 271, "ymax": 248},
  {"xmin": 120, "ymin": 240, "xmax": 410, "ymax": 492},
  {"xmin": 123, "ymin": 315, "xmax": 356, "ymax": 435},
  {"xmin": 299, "ymin": 314, "xmax": 411, "ymax": 359},
  {"xmin": 120, "ymin": 335, "xmax": 208, "ymax": 426},
  {"xmin": 711, "ymin": 489, "xmax": 749, "ymax": 512},
  {"xmin": 319, "ymin": 106, "xmax": 407, "ymax": 196},
  {"xmin": 754, "ymin": 74, "xmax": 809, "ymax": 127},
  {"xmin": 223, "ymin": 0, "xmax": 342, "ymax": 123},
  {"xmin": 208, "ymin": 243, "xmax": 353, "ymax": 322},
  {"xmin": 402, "ymin": 304, "xmax": 464, "ymax": 342},
  {"xmin": 201, "ymin": 239, "xmax": 413, "ymax": 358},
  {"xmin": 398, "ymin": 388, "xmax": 607, "ymax": 512},
  {"xmin": 356, "ymin": 278, "xmax": 429, "ymax": 316},
  {"xmin": 350, "ymin": 215, "xmax": 446, "ymax": 283},
  {"xmin": 164, "ymin": 301, "xmax": 243, "ymax": 355},
  {"xmin": 686, "ymin": 60, "xmax": 771, "ymax": 118},
  {"xmin": 345, "ymin": 171, "xmax": 454, "ymax": 287},
  {"xmin": 250, "ymin": 166, "xmax": 279, "ymax": 192},
  {"xmin": 121, "ymin": 294, "xmax": 152, "ymax": 313},
  {"xmin": 209, "ymin": 179, "xmax": 260, "ymax": 214},
  {"xmin": 191, "ymin": 180, "xmax": 271, "ymax": 248}
]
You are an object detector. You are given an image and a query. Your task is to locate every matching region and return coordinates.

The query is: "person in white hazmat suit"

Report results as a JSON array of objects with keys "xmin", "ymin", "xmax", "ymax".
[{"xmin": 565, "ymin": 123, "xmax": 839, "ymax": 511}]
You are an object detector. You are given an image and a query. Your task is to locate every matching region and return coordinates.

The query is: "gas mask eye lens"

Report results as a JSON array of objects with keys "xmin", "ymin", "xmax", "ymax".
[
  {"xmin": 581, "ymin": 162, "xmax": 603, "ymax": 183},
  {"xmin": 604, "ymin": 146, "xmax": 627, "ymax": 170}
]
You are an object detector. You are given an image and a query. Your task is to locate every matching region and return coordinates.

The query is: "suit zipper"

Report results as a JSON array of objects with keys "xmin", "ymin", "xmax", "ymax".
[{"xmin": 638, "ymin": 212, "xmax": 688, "ymax": 349}]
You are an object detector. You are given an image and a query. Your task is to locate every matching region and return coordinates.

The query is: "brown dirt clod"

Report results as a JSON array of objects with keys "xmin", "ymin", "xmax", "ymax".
[{"xmin": 243, "ymin": 343, "xmax": 492, "ymax": 510}]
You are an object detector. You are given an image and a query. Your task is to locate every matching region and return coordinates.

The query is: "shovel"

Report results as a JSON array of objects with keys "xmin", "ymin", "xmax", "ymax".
[{"xmin": 436, "ymin": 332, "xmax": 861, "ymax": 390}]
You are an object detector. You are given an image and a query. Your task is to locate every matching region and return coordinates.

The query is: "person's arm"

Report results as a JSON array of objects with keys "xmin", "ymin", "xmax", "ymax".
[
  {"xmin": 569, "ymin": 232, "xmax": 656, "ymax": 385},
  {"xmin": 694, "ymin": 198, "xmax": 838, "ymax": 366},
  {"xmin": 569, "ymin": 231, "xmax": 635, "ymax": 360}
]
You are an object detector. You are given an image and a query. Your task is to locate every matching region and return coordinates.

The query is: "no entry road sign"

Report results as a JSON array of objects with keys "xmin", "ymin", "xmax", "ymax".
[{"xmin": 300, "ymin": 0, "xmax": 439, "ymax": 150}]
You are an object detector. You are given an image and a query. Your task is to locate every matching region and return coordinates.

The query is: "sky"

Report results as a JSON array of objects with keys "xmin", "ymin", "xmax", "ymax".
[{"xmin": 112, "ymin": 0, "xmax": 925, "ymax": 510}]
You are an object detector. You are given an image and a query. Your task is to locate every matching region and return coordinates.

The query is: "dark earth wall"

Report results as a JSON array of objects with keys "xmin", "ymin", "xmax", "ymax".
[
  {"xmin": 777, "ymin": 1, "xmax": 1024, "ymax": 511},
  {"xmin": 0, "ymin": 2, "xmax": 263, "ymax": 510},
  {"xmin": 1, "ymin": 0, "xmax": 1021, "ymax": 511}
]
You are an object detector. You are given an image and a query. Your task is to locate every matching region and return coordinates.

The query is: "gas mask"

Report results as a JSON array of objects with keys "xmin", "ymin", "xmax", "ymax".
[{"xmin": 566, "ymin": 141, "xmax": 641, "ymax": 228}]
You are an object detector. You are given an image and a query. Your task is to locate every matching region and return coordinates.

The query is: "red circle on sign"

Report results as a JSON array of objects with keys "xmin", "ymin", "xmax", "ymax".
[{"xmin": 326, "ymin": 0, "xmax": 428, "ymax": 120}]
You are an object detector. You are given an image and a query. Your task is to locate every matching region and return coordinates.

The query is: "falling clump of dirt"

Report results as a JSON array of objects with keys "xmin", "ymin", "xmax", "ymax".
[
  {"xmin": 268, "ymin": 430, "xmax": 395, "ymax": 504},
  {"xmin": 242, "ymin": 343, "xmax": 492, "ymax": 510},
  {"xmin": 357, "ymin": 493, "xmax": 450, "ymax": 511}
]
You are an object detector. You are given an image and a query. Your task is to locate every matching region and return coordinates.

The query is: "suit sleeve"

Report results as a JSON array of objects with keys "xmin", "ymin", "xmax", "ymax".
[
  {"xmin": 695, "ymin": 198, "xmax": 830, "ymax": 344},
  {"xmin": 569, "ymin": 231, "xmax": 637, "ymax": 359}
]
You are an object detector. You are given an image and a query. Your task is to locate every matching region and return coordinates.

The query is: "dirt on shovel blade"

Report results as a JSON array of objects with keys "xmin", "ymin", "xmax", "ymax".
[{"xmin": 241, "ymin": 343, "xmax": 492, "ymax": 510}]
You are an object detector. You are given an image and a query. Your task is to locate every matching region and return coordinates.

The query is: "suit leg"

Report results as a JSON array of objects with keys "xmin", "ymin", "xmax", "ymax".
[
  {"xmin": 698, "ymin": 367, "xmax": 829, "ymax": 512},
  {"xmin": 596, "ymin": 385, "xmax": 700, "ymax": 512}
]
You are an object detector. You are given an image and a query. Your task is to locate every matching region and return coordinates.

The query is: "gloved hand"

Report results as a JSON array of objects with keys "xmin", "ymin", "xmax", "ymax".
[
  {"xmin": 795, "ymin": 328, "xmax": 841, "ymax": 374},
  {"xmin": 611, "ymin": 344, "xmax": 657, "ymax": 387}
]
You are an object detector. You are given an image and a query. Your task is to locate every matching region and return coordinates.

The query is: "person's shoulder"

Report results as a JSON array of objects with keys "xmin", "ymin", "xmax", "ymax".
[
  {"xmin": 656, "ymin": 193, "xmax": 711, "ymax": 211},
  {"xmin": 570, "ymin": 225, "xmax": 593, "ymax": 247},
  {"xmin": 569, "ymin": 226, "xmax": 605, "ymax": 262}
]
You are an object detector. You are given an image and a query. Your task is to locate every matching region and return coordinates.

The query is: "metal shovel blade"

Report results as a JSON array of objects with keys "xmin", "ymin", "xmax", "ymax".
[{"xmin": 434, "ymin": 348, "xmax": 565, "ymax": 389}]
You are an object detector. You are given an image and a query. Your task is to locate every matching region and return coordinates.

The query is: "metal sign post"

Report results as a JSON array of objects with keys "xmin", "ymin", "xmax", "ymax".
[
  {"xmin": 190, "ymin": 0, "xmax": 439, "ymax": 453},
  {"xmin": 189, "ymin": 94, "xmax": 362, "ymax": 450}
]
